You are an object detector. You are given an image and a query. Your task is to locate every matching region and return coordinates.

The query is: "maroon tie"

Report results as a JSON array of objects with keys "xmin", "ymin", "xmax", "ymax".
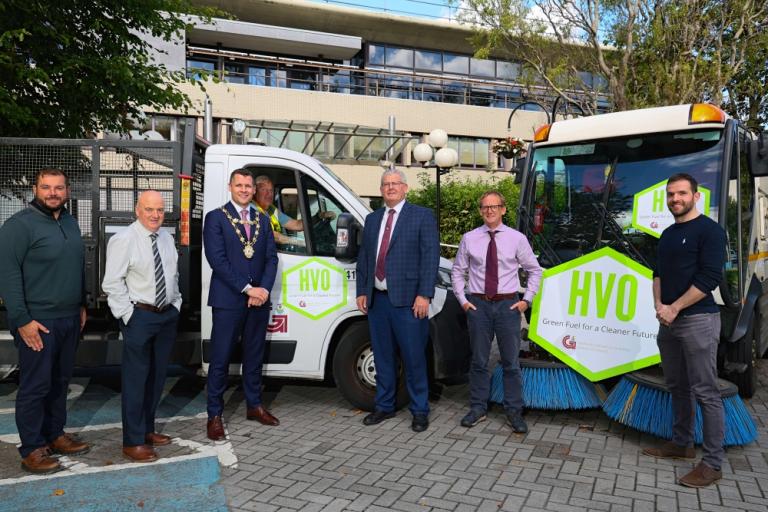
[
  {"xmin": 484, "ymin": 230, "xmax": 498, "ymax": 297},
  {"xmin": 375, "ymin": 209, "xmax": 396, "ymax": 281}
]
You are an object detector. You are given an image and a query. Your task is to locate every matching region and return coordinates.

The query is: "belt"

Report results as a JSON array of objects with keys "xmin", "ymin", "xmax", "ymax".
[
  {"xmin": 471, "ymin": 293, "xmax": 519, "ymax": 302},
  {"xmin": 134, "ymin": 302, "xmax": 172, "ymax": 313}
]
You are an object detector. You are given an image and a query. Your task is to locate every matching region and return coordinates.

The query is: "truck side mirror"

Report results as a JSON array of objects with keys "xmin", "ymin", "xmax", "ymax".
[
  {"xmin": 748, "ymin": 133, "xmax": 768, "ymax": 177},
  {"xmin": 335, "ymin": 212, "xmax": 361, "ymax": 262},
  {"xmin": 513, "ymin": 158, "xmax": 526, "ymax": 184}
]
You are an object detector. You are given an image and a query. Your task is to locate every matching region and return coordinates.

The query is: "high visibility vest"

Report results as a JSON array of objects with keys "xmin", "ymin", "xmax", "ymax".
[{"xmin": 256, "ymin": 204, "xmax": 283, "ymax": 233}]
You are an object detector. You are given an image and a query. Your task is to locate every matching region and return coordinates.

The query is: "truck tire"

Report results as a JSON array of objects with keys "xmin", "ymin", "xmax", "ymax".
[
  {"xmin": 728, "ymin": 315, "xmax": 757, "ymax": 398},
  {"xmin": 332, "ymin": 321, "xmax": 409, "ymax": 412}
]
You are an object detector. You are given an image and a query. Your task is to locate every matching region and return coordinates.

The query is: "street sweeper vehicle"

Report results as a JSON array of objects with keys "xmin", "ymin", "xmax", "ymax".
[
  {"xmin": 0, "ymin": 121, "xmax": 470, "ymax": 410},
  {"xmin": 517, "ymin": 103, "xmax": 768, "ymax": 399}
]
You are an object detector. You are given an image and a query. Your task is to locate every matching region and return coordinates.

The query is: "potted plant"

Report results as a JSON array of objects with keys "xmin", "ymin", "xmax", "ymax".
[{"xmin": 492, "ymin": 136, "xmax": 526, "ymax": 159}]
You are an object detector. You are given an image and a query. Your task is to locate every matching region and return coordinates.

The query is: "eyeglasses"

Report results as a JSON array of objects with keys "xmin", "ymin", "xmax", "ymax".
[
  {"xmin": 381, "ymin": 181, "xmax": 405, "ymax": 189},
  {"xmin": 479, "ymin": 204, "xmax": 504, "ymax": 212}
]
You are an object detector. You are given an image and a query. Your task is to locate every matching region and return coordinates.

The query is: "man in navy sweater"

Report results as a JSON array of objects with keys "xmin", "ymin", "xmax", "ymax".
[{"xmin": 642, "ymin": 173, "xmax": 725, "ymax": 488}]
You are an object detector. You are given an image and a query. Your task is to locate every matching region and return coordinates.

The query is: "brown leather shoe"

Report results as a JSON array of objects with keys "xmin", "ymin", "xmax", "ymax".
[
  {"xmin": 21, "ymin": 447, "xmax": 61, "ymax": 474},
  {"xmin": 145, "ymin": 432, "xmax": 172, "ymax": 446},
  {"xmin": 122, "ymin": 444, "xmax": 158, "ymax": 463},
  {"xmin": 207, "ymin": 416, "xmax": 226, "ymax": 441},
  {"xmin": 246, "ymin": 405, "xmax": 279, "ymax": 426},
  {"xmin": 641, "ymin": 441, "xmax": 695, "ymax": 460},
  {"xmin": 49, "ymin": 433, "xmax": 90, "ymax": 455},
  {"xmin": 679, "ymin": 462, "xmax": 722, "ymax": 488}
]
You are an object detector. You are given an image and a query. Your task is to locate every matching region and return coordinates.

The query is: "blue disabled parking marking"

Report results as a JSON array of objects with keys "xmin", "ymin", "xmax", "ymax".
[{"xmin": 0, "ymin": 454, "xmax": 227, "ymax": 512}]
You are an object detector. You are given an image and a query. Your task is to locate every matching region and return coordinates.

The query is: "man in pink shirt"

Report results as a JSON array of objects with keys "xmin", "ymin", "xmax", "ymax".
[{"xmin": 451, "ymin": 190, "xmax": 542, "ymax": 432}]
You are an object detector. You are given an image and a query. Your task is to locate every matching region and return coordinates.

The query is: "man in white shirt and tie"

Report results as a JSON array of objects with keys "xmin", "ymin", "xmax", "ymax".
[{"xmin": 102, "ymin": 190, "xmax": 182, "ymax": 463}]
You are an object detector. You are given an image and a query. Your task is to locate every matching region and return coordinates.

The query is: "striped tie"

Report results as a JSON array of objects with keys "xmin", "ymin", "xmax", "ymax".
[{"xmin": 150, "ymin": 233, "xmax": 166, "ymax": 307}]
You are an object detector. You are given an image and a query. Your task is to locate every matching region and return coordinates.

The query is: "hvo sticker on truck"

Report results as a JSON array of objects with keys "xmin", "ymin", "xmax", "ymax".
[
  {"xmin": 282, "ymin": 257, "xmax": 348, "ymax": 320},
  {"xmin": 632, "ymin": 179, "xmax": 710, "ymax": 238},
  {"xmin": 528, "ymin": 247, "xmax": 660, "ymax": 381}
]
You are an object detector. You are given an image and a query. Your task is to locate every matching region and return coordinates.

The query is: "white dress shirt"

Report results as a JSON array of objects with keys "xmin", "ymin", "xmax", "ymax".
[
  {"xmin": 374, "ymin": 199, "xmax": 405, "ymax": 291},
  {"xmin": 102, "ymin": 220, "xmax": 182, "ymax": 323}
]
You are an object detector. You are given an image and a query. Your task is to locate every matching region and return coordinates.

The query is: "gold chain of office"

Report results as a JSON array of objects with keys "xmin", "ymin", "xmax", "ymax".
[{"xmin": 221, "ymin": 207, "xmax": 261, "ymax": 259}]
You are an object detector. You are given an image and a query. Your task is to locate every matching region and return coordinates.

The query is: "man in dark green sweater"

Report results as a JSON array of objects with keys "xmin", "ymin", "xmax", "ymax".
[{"xmin": 0, "ymin": 168, "xmax": 89, "ymax": 474}]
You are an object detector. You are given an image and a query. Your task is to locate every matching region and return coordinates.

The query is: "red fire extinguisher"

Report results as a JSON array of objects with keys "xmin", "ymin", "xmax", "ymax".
[{"xmin": 533, "ymin": 203, "xmax": 546, "ymax": 234}]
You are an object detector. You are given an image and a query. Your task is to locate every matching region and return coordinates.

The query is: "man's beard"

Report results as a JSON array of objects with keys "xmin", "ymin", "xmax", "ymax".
[
  {"xmin": 670, "ymin": 200, "xmax": 694, "ymax": 218},
  {"xmin": 34, "ymin": 197, "xmax": 64, "ymax": 213}
]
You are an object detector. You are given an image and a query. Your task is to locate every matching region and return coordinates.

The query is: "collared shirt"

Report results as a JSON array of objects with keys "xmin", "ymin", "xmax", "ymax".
[
  {"xmin": 229, "ymin": 201, "xmax": 259, "ymax": 293},
  {"xmin": 374, "ymin": 199, "xmax": 405, "ymax": 290},
  {"xmin": 451, "ymin": 223, "xmax": 543, "ymax": 306},
  {"xmin": 102, "ymin": 220, "xmax": 182, "ymax": 323}
]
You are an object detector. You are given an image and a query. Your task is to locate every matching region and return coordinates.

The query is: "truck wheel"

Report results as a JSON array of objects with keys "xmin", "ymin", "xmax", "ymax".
[
  {"xmin": 728, "ymin": 315, "xmax": 757, "ymax": 398},
  {"xmin": 332, "ymin": 322, "xmax": 409, "ymax": 412}
]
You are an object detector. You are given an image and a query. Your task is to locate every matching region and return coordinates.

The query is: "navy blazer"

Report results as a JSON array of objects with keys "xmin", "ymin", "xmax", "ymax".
[
  {"xmin": 203, "ymin": 202, "xmax": 278, "ymax": 309},
  {"xmin": 356, "ymin": 201, "xmax": 440, "ymax": 308}
]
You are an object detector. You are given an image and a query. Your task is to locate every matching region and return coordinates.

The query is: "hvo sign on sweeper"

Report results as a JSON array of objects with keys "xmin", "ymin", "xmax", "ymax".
[{"xmin": 519, "ymin": 103, "xmax": 768, "ymax": 397}]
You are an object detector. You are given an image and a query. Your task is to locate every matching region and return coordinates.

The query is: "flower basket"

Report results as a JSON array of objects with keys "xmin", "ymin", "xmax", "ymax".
[{"xmin": 493, "ymin": 137, "xmax": 526, "ymax": 159}]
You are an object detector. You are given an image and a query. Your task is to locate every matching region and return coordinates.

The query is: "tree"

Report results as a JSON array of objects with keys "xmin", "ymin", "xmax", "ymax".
[
  {"xmin": 0, "ymin": 0, "xmax": 222, "ymax": 138},
  {"xmin": 459, "ymin": 0, "xmax": 768, "ymax": 115}
]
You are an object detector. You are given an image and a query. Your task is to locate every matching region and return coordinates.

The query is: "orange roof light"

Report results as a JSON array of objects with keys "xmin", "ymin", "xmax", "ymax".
[
  {"xmin": 534, "ymin": 123, "xmax": 552, "ymax": 142},
  {"xmin": 689, "ymin": 104, "xmax": 726, "ymax": 125}
]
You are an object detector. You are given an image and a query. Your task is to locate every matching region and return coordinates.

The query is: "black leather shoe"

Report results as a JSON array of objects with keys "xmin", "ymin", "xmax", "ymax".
[
  {"xmin": 362, "ymin": 410, "xmax": 396, "ymax": 426},
  {"xmin": 506, "ymin": 412, "xmax": 528, "ymax": 433},
  {"xmin": 412, "ymin": 414, "xmax": 429, "ymax": 433}
]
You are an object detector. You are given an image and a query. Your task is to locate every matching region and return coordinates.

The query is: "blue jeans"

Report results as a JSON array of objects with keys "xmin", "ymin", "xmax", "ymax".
[
  {"xmin": 466, "ymin": 296, "xmax": 523, "ymax": 414},
  {"xmin": 14, "ymin": 315, "xmax": 80, "ymax": 457}
]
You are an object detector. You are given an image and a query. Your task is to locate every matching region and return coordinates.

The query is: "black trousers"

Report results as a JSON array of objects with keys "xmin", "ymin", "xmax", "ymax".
[
  {"xmin": 15, "ymin": 315, "xmax": 80, "ymax": 458},
  {"xmin": 120, "ymin": 307, "xmax": 179, "ymax": 447}
]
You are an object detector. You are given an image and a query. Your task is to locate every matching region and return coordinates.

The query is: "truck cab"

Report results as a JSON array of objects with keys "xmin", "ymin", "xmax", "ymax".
[
  {"xmin": 201, "ymin": 144, "xmax": 469, "ymax": 410},
  {"xmin": 518, "ymin": 103, "xmax": 768, "ymax": 396}
]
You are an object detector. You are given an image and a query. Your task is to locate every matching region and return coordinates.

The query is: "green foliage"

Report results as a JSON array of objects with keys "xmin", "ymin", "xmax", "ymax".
[
  {"xmin": 0, "ymin": 0, "xmax": 224, "ymax": 138},
  {"xmin": 407, "ymin": 172, "xmax": 520, "ymax": 258}
]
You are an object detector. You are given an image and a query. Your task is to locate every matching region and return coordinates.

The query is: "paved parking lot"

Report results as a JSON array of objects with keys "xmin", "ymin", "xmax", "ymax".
[{"xmin": 0, "ymin": 363, "xmax": 766, "ymax": 511}]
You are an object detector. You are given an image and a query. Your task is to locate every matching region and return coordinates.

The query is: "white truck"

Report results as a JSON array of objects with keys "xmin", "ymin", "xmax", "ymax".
[
  {"xmin": 0, "ymin": 122, "xmax": 470, "ymax": 410},
  {"xmin": 516, "ymin": 103, "xmax": 768, "ymax": 397}
]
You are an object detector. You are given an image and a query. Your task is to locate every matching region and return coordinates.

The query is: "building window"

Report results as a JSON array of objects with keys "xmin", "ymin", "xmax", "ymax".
[
  {"xmin": 186, "ymin": 59, "xmax": 215, "ymax": 80},
  {"xmin": 443, "ymin": 53, "xmax": 469, "ymax": 75},
  {"xmin": 415, "ymin": 50, "xmax": 442, "ymax": 71},
  {"xmin": 385, "ymin": 46, "xmax": 414, "ymax": 68},
  {"xmin": 497, "ymin": 61, "xmax": 520, "ymax": 80},
  {"xmin": 368, "ymin": 44, "xmax": 385, "ymax": 65},
  {"xmin": 470, "ymin": 58, "xmax": 495, "ymax": 78}
]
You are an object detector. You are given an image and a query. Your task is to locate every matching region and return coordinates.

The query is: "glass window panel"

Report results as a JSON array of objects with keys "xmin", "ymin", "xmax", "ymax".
[
  {"xmin": 415, "ymin": 50, "xmax": 442, "ymax": 71},
  {"xmin": 469, "ymin": 85, "xmax": 494, "ymax": 106},
  {"xmin": 285, "ymin": 131, "xmax": 306, "ymax": 152},
  {"xmin": 460, "ymin": 138, "xmax": 475, "ymax": 166},
  {"xmin": 186, "ymin": 59, "xmax": 215, "ymax": 80},
  {"xmin": 368, "ymin": 44, "xmax": 385, "ymax": 65},
  {"xmin": 470, "ymin": 58, "xmax": 495, "ymax": 78},
  {"xmin": 443, "ymin": 80, "xmax": 466, "ymax": 104},
  {"xmin": 224, "ymin": 62, "xmax": 246, "ymax": 84},
  {"xmin": 248, "ymin": 67, "xmax": 267, "ymax": 86},
  {"xmin": 578, "ymin": 71, "xmax": 593, "ymax": 88},
  {"xmin": 497, "ymin": 61, "xmax": 520, "ymax": 80},
  {"xmin": 443, "ymin": 54, "xmax": 469, "ymax": 75},
  {"xmin": 385, "ymin": 47, "xmax": 414, "ymax": 68},
  {"xmin": 475, "ymin": 139, "xmax": 490, "ymax": 167}
]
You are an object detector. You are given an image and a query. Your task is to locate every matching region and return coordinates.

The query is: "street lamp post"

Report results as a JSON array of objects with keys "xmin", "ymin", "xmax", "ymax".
[{"xmin": 412, "ymin": 129, "xmax": 459, "ymax": 232}]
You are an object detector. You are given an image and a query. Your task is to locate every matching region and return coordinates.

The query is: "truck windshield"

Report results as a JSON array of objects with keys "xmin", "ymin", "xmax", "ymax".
[{"xmin": 522, "ymin": 129, "xmax": 724, "ymax": 270}]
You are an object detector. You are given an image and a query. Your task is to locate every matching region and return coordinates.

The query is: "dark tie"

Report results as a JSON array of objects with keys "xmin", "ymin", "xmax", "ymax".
[
  {"xmin": 484, "ymin": 230, "xmax": 498, "ymax": 297},
  {"xmin": 150, "ymin": 233, "xmax": 167, "ymax": 307},
  {"xmin": 375, "ymin": 209, "xmax": 396, "ymax": 281}
]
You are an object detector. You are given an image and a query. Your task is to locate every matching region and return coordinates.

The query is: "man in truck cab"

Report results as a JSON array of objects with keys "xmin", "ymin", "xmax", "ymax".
[
  {"xmin": 0, "ymin": 168, "xmax": 89, "ymax": 474},
  {"xmin": 253, "ymin": 175, "xmax": 334, "ymax": 250}
]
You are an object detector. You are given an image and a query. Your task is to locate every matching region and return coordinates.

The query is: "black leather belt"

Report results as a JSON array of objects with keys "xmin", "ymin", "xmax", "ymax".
[
  {"xmin": 134, "ymin": 302, "xmax": 172, "ymax": 313},
  {"xmin": 471, "ymin": 293, "xmax": 518, "ymax": 302}
]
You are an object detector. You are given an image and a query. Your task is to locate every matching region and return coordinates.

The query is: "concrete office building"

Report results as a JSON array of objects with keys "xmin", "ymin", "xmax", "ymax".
[{"xmin": 143, "ymin": 0, "xmax": 607, "ymax": 198}]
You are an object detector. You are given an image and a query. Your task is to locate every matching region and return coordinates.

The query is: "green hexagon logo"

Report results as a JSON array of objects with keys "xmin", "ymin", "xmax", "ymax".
[
  {"xmin": 632, "ymin": 180, "xmax": 710, "ymax": 238},
  {"xmin": 528, "ymin": 247, "xmax": 661, "ymax": 381},
  {"xmin": 282, "ymin": 257, "xmax": 347, "ymax": 320}
]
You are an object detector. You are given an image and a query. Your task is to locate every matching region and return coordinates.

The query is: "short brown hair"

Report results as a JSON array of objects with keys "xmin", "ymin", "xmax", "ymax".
[
  {"xmin": 35, "ymin": 168, "xmax": 69, "ymax": 187},
  {"xmin": 478, "ymin": 190, "xmax": 505, "ymax": 208},
  {"xmin": 229, "ymin": 168, "xmax": 254, "ymax": 184},
  {"xmin": 667, "ymin": 173, "xmax": 698, "ymax": 193}
]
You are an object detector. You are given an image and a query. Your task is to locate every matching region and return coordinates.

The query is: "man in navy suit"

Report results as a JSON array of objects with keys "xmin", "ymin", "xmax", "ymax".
[
  {"xmin": 356, "ymin": 168, "xmax": 440, "ymax": 432},
  {"xmin": 203, "ymin": 168, "xmax": 279, "ymax": 441}
]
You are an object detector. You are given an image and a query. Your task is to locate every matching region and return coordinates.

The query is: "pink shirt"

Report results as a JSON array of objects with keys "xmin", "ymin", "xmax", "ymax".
[{"xmin": 451, "ymin": 223, "xmax": 543, "ymax": 306}]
